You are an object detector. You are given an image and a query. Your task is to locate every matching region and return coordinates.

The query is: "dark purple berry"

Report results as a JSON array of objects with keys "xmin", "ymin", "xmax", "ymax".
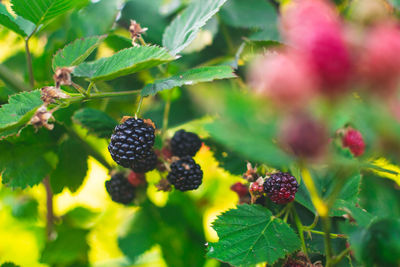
[
  {"xmin": 171, "ymin": 129, "xmax": 202, "ymax": 157},
  {"xmin": 108, "ymin": 118, "xmax": 155, "ymax": 168},
  {"xmin": 167, "ymin": 156, "xmax": 203, "ymax": 191},
  {"xmin": 263, "ymin": 172, "xmax": 298, "ymax": 204},
  {"xmin": 131, "ymin": 150, "xmax": 158, "ymax": 173},
  {"xmin": 105, "ymin": 173, "xmax": 135, "ymax": 204}
]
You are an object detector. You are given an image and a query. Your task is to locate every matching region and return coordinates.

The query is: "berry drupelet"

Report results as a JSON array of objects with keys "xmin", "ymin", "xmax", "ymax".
[
  {"xmin": 263, "ymin": 172, "xmax": 298, "ymax": 204},
  {"xmin": 167, "ymin": 156, "xmax": 203, "ymax": 191},
  {"xmin": 131, "ymin": 150, "xmax": 158, "ymax": 173},
  {"xmin": 108, "ymin": 118, "xmax": 155, "ymax": 168},
  {"xmin": 105, "ymin": 173, "xmax": 135, "ymax": 204},
  {"xmin": 171, "ymin": 129, "xmax": 202, "ymax": 157},
  {"xmin": 342, "ymin": 128, "xmax": 365, "ymax": 157}
]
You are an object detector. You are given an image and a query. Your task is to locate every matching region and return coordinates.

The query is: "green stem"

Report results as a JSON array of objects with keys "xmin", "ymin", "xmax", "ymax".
[
  {"xmin": 86, "ymin": 81, "xmax": 95, "ymax": 96},
  {"xmin": 43, "ymin": 177, "xmax": 54, "ymax": 240},
  {"xmin": 292, "ymin": 206, "xmax": 308, "ymax": 258},
  {"xmin": 304, "ymin": 215, "xmax": 319, "ymax": 230},
  {"xmin": 332, "ymin": 246, "xmax": 352, "ymax": 265},
  {"xmin": 275, "ymin": 205, "xmax": 290, "ymax": 218},
  {"xmin": 0, "ymin": 64, "xmax": 31, "ymax": 91},
  {"xmin": 66, "ymin": 89, "xmax": 141, "ymax": 103},
  {"xmin": 161, "ymin": 90, "xmax": 172, "ymax": 140},
  {"xmin": 25, "ymin": 38, "xmax": 34, "ymax": 87},
  {"xmin": 322, "ymin": 217, "xmax": 334, "ymax": 267},
  {"xmin": 306, "ymin": 229, "xmax": 346, "ymax": 239},
  {"xmin": 71, "ymin": 82, "xmax": 87, "ymax": 95},
  {"xmin": 219, "ymin": 20, "xmax": 235, "ymax": 54},
  {"xmin": 136, "ymin": 95, "xmax": 144, "ymax": 116}
]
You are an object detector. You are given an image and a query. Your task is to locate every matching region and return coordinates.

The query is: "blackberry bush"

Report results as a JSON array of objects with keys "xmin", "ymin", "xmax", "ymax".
[
  {"xmin": 167, "ymin": 156, "xmax": 203, "ymax": 191},
  {"xmin": 171, "ymin": 129, "xmax": 202, "ymax": 157}
]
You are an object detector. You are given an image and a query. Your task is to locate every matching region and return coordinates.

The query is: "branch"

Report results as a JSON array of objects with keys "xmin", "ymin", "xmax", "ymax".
[
  {"xmin": 43, "ymin": 177, "xmax": 54, "ymax": 240},
  {"xmin": 66, "ymin": 89, "xmax": 142, "ymax": 103},
  {"xmin": 25, "ymin": 38, "xmax": 34, "ymax": 87}
]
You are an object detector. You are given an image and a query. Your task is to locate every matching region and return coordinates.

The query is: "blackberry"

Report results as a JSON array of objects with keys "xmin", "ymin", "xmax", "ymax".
[
  {"xmin": 108, "ymin": 118, "xmax": 155, "ymax": 168},
  {"xmin": 131, "ymin": 150, "xmax": 158, "ymax": 173},
  {"xmin": 263, "ymin": 172, "xmax": 298, "ymax": 204},
  {"xmin": 171, "ymin": 129, "xmax": 202, "ymax": 157},
  {"xmin": 167, "ymin": 156, "xmax": 203, "ymax": 191},
  {"xmin": 105, "ymin": 173, "xmax": 135, "ymax": 204}
]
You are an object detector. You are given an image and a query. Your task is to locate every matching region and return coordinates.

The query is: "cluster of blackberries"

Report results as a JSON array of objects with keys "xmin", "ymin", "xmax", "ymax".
[
  {"xmin": 167, "ymin": 130, "xmax": 203, "ymax": 191},
  {"xmin": 232, "ymin": 170, "xmax": 299, "ymax": 205},
  {"xmin": 106, "ymin": 118, "xmax": 157, "ymax": 204}
]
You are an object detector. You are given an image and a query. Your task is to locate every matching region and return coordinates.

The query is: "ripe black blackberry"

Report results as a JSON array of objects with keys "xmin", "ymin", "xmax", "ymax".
[
  {"xmin": 263, "ymin": 172, "xmax": 298, "ymax": 204},
  {"xmin": 167, "ymin": 156, "xmax": 203, "ymax": 191},
  {"xmin": 108, "ymin": 118, "xmax": 155, "ymax": 168},
  {"xmin": 131, "ymin": 150, "xmax": 158, "ymax": 173},
  {"xmin": 171, "ymin": 129, "xmax": 202, "ymax": 157},
  {"xmin": 105, "ymin": 173, "xmax": 135, "ymax": 204}
]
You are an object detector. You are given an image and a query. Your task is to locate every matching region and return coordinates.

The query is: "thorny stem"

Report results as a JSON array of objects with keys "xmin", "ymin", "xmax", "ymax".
[
  {"xmin": 275, "ymin": 204, "xmax": 290, "ymax": 218},
  {"xmin": 43, "ymin": 177, "xmax": 54, "ymax": 240},
  {"xmin": 25, "ymin": 38, "xmax": 34, "ymax": 87},
  {"xmin": 292, "ymin": 205, "xmax": 309, "ymax": 258}
]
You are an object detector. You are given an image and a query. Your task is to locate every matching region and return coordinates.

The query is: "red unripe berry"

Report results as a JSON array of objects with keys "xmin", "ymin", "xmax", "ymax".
[
  {"xmin": 128, "ymin": 171, "xmax": 145, "ymax": 187},
  {"xmin": 230, "ymin": 182, "xmax": 248, "ymax": 198},
  {"xmin": 342, "ymin": 128, "xmax": 365, "ymax": 157}
]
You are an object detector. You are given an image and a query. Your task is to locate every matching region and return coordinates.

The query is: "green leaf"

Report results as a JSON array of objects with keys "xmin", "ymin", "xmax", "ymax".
[
  {"xmin": 0, "ymin": 3, "xmax": 35, "ymax": 37},
  {"xmin": 72, "ymin": 108, "xmax": 117, "ymax": 138},
  {"xmin": 141, "ymin": 66, "xmax": 236, "ymax": 96},
  {"xmin": 52, "ymin": 35, "xmax": 107, "ymax": 71},
  {"xmin": 63, "ymin": 206, "xmax": 99, "ymax": 229},
  {"xmin": 40, "ymin": 226, "xmax": 89, "ymax": 265},
  {"xmin": 72, "ymin": 46, "xmax": 175, "ymax": 81},
  {"xmin": 0, "ymin": 140, "xmax": 53, "ymax": 188},
  {"xmin": 50, "ymin": 137, "xmax": 88, "ymax": 194},
  {"xmin": 11, "ymin": 0, "xmax": 82, "ymax": 26},
  {"xmin": 118, "ymin": 207, "xmax": 157, "ymax": 262},
  {"xmin": 162, "ymin": 0, "xmax": 228, "ymax": 55},
  {"xmin": 295, "ymin": 171, "xmax": 362, "ymax": 217},
  {"xmin": 208, "ymin": 204, "xmax": 301, "ymax": 266},
  {"xmin": 220, "ymin": 0, "xmax": 277, "ymax": 29},
  {"xmin": 0, "ymin": 90, "xmax": 43, "ymax": 139}
]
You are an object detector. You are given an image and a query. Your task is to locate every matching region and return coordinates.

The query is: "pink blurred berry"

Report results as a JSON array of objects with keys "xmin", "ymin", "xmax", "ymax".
[
  {"xmin": 249, "ymin": 51, "xmax": 317, "ymax": 107},
  {"xmin": 280, "ymin": 114, "xmax": 328, "ymax": 159},
  {"xmin": 360, "ymin": 22, "xmax": 400, "ymax": 95},
  {"xmin": 230, "ymin": 182, "xmax": 248, "ymax": 198},
  {"xmin": 342, "ymin": 128, "xmax": 365, "ymax": 157},
  {"xmin": 249, "ymin": 182, "xmax": 263, "ymax": 193},
  {"xmin": 281, "ymin": 0, "xmax": 353, "ymax": 93}
]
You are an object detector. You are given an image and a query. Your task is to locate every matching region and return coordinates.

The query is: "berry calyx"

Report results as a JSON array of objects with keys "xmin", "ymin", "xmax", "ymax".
[
  {"xmin": 263, "ymin": 172, "xmax": 298, "ymax": 204},
  {"xmin": 342, "ymin": 128, "xmax": 365, "ymax": 157},
  {"xmin": 170, "ymin": 129, "xmax": 202, "ymax": 157},
  {"xmin": 108, "ymin": 117, "xmax": 155, "ymax": 168},
  {"xmin": 167, "ymin": 156, "xmax": 203, "ymax": 191},
  {"xmin": 105, "ymin": 173, "xmax": 135, "ymax": 204}
]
